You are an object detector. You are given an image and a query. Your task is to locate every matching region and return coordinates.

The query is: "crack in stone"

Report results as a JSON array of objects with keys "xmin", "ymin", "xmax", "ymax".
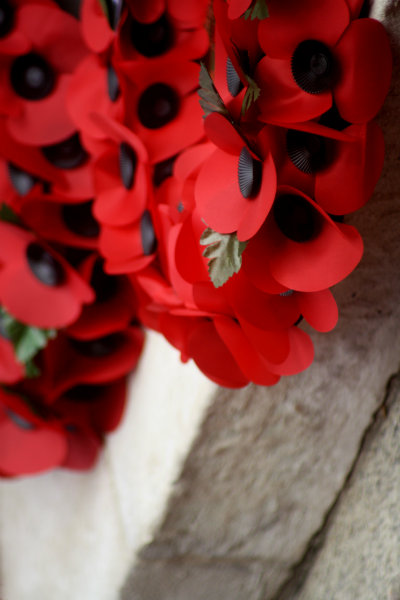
[{"xmin": 263, "ymin": 370, "xmax": 400, "ymax": 600}]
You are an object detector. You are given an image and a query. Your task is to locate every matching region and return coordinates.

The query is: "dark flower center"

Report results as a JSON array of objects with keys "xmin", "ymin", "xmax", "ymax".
[
  {"xmin": 319, "ymin": 103, "xmax": 350, "ymax": 131},
  {"xmin": 0, "ymin": 0, "xmax": 14, "ymax": 38},
  {"xmin": 10, "ymin": 52, "xmax": 55, "ymax": 101},
  {"xmin": 286, "ymin": 130, "xmax": 329, "ymax": 174},
  {"xmin": 130, "ymin": 14, "xmax": 172, "ymax": 57},
  {"xmin": 152, "ymin": 155, "xmax": 175, "ymax": 186},
  {"xmin": 104, "ymin": 0, "xmax": 123, "ymax": 30},
  {"xmin": 226, "ymin": 57, "xmax": 244, "ymax": 97},
  {"xmin": 119, "ymin": 142, "xmax": 137, "ymax": 189},
  {"xmin": 238, "ymin": 146, "xmax": 262, "ymax": 198},
  {"xmin": 273, "ymin": 194, "xmax": 320, "ymax": 242},
  {"xmin": 90, "ymin": 258, "xmax": 119, "ymax": 303},
  {"xmin": 107, "ymin": 63, "xmax": 120, "ymax": 102},
  {"xmin": 41, "ymin": 133, "xmax": 88, "ymax": 170},
  {"xmin": 6, "ymin": 408, "xmax": 35, "ymax": 430},
  {"xmin": 70, "ymin": 332, "xmax": 125, "ymax": 357},
  {"xmin": 64, "ymin": 383, "xmax": 106, "ymax": 403},
  {"xmin": 138, "ymin": 83, "xmax": 179, "ymax": 129},
  {"xmin": 26, "ymin": 242, "xmax": 65, "ymax": 286},
  {"xmin": 61, "ymin": 201, "xmax": 100, "ymax": 238},
  {"xmin": 291, "ymin": 40, "xmax": 334, "ymax": 95},
  {"xmin": 8, "ymin": 163, "xmax": 36, "ymax": 196},
  {"xmin": 141, "ymin": 210, "xmax": 157, "ymax": 255}
]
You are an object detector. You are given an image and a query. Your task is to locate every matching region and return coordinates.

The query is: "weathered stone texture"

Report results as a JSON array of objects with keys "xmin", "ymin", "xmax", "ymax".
[
  {"xmin": 295, "ymin": 375, "xmax": 400, "ymax": 600},
  {"xmin": 121, "ymin": 3, "xmax": 400, "ymax": 599}
]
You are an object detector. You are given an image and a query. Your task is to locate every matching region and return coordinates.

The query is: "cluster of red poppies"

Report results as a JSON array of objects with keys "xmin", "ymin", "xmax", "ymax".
[{"xmin": 0, "ymin": 0, "xmax": 392, "ymax": 475}]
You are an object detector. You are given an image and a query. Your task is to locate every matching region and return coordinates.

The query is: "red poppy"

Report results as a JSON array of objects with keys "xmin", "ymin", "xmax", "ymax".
[
  {"xmin": 91, "ymin": 115, "xmax": 149, "ymax": 227},
  {"xmin": 80, "ymin": 0, "xmax": 116, "ymax": 54},
  {"xmin": 255, "ymin": 0, "xmax": 392, "ymax": 124},
  {"xmin": 126, "ymin": 0, "xmax": 208, "ymax": 28},
  {"xmin": 67, "ymin": 53, "xmax": 125, "ymax": 148},
  {"xmin": 0, "ymin": 221, "xmax": 94, "ymax": 328},
  {"xmin": 195, "ymin": 113, "xmax": 276, "ymax": 241},
  {"xmin": 0, "ymin": 2, "xmax": 89, "ymax": 145},
  {"xmin": 0, "ymin": 0, "xmax": 31, "ymax": 56},
  {"xmin": 20, "ymin": 197, "xmax": 100, "ymax": 250},
  {"xmin": 122, "ymin": 56, "xmax": 204, "ymax": 163},
  {"xmin": 0, "ymin": 333, "xmax": 25, "ymax": 384},
  {"xmin": 116, "ymin": 1, "xmax": 209, "ymax": 64},
  {"xmin": 0, "ymin": 386, "xmax": 67, "ymax": 476},
  {"xmin": 242, "ymin": 185, "xmax": 364, "ymax": 292},
  {"xmin": 67, "ymin": 254, "xmax": 138, "ymax": 339}
]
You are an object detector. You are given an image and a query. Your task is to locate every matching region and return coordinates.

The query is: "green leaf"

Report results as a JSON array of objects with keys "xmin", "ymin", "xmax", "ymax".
[
  {"xmin": 200, "ymin": 228, "xmax": 247, "ymax": 288},
  {"xmin": 98, "ymin": 0, "xmax": 109, "ymax": 21},
  {"xmin": 0, "ymin": 307, "xmax": 57, "ymax": 378},
  {"xmin": 241, "ymin": 75, "xmax": 261, "ymax": 115},
  {"xmin": 0, "ymin": 203, "xmax": 21, "ymax": 225},
  {"xmin": 244, "ymin": 0, "xmax": 269, "ymax": 20},
  {"xmin": 198, "ymin": 63, "xmax": 228, "ymax": 118}
]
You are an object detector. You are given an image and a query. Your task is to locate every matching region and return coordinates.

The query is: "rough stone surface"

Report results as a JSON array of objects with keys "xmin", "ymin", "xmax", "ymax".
[
  {"xmin": 121, "ymin": 4, "xmax": 400, "ymax": 599},
  {"xmin": 294, "ymin": 375, "xmax": 400, "ymax": 600}
]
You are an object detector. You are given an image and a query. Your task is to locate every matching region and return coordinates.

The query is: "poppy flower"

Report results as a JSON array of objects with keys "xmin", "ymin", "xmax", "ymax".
[
  {"xmin": 271, "ymin": 118, "xmax": 385, "ymax": 215},
  {"xmin": 0, "ymin": 221, "xmax": 94, "ymax": 328},
  {"xmin": 91, "ymin": 115, "xmax": 149, "ymax": 227},
  {"xmin": 38, "ymin": 325, "xmax": 144, "ymax": 399},
  {"xmin": 122, "ymin": 56, "xmax": 204, "ymax": 163},
  {"xmin": 0, "ymin": 2, "xmax": 89, "ymax": 145},
  {"xmin": 20, "ymin": 197, "xmax": 100, "ymax": 249},
  {"xmin": 0, "ymin": 386, "xmax": 67, "ymax": 476},
  {"xmin": 80, "ymin": 0, "xmax": 117, "ymax": 54},
  {"xmin": 67, "ymin": 53, "xmax": 125, "ymax": 148},
  {"xmin": 116, "ymin": 1, "xmax": 209, "ymax": 64},
  {"xmin": 242, "ymin": 185, "xmax": 364, "ymax": 292},
  {"xmin": 195, "ymin": 112, "xmax": 276, "ymax": 241},
  {"xmin": 126, "ymin": 0, "xmax": 208, "ymax": 29},
  {"xmin": 255, "ymin": 0, "xmax": 392, "ymax": 124},
  {"xmin": 67, "ymin": 254, "xmax": 138, "ymax": 339}
]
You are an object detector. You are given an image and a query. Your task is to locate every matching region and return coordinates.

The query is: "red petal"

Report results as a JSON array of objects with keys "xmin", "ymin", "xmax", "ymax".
[
  {"xmin": 334, "ymin": 18, "xmax": 392, "ymax": 123},
  {"xmin": 187, "ymin": 319, "xmax": 248, "ymax": 387},
  {"xmin": 297, "ymin": 289, "xmax": 338, "ymax": 332},
  {"xmin": 315, "ymin": 121, "xmax": 385, "ymax": 214},
  {"xmin": 269, "ymin": 326, "xmax": 314, "ymax": 376},
  {"xmin": 258, "ymin": 0, "xmax": 350, "ymax": 59},
  {"xmin": 204, "ymin": 113, "xmax": 245, "ymax": 155},
  {"xmin": 214, "ymin": 316, "xmax": 280, "ymax": 386},
  {"xmin": 227, "ymin": 0, "xmax": 251, "ymax": 19},
  {"xmin": 81, "ymin": 0, "xmax": 114, "ymax": 53},
  {"xmin": 256, "ymin": 57, "xmax": 332, "ymax": 124}
]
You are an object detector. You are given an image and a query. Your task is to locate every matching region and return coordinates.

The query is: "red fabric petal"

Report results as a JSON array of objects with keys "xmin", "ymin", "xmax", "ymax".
[
  {"xmin": 187, "ymin": 319, "xmax": 248, "ymax": 388},
  {"xmin": 0, "ymin": 338, "xmax": 25, "ymax": 384},
  {"xmin": 256, "ymin": 56, "xmax": 332, "ymax": 124},
  {"xmin": 126, "ymin": 0, "xmax": 164, "ymax": 23},
  {"xmin": 214, "ymin": 316, "xmax": 280, "ymax": 386},
  {"xmin": 204, "ymin": 113, "xmax": 245, "ymax": 155},
  {"xmin": 81, "ymin": 0, "xmax": 114, "ymax": 53},
  {"xmin": 268, "ymin": 326, "xmax": 314, "ymax": 376},
  {"xmin": 227, "ymin": 0, "xmax": 251, "ymax": 19},
  {"xmin": 315, "ymin": 121, "xmax": 385, "ymax": 214},
  {"xmin": 297, "ymin": 289, "xmax": 338, "ymax": 332},
  {"xmin": 334, "ymin": 18, "xmax": 392, "ymax": 124},
  {"xmin": 258, "ymin": 0, "xmax": 350, "ymax": 59},
  {"xmin": 62, "ymin": 427, "xmax": 100, "ymax": 471}
]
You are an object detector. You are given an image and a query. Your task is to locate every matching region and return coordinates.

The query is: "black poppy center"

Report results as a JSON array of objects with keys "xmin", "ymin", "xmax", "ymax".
[
  {"xmin": 131, "ymin": 14, "xmax": 172, "ymax": 58},
  {"xmin": 90, "ymin": 259, "xmax": 119, "ymax": 303},
  {"xmin": 26, "ymin": 242, "xmax": 65, "ymax": 286},
  {"xmin": 141, "ymin": 210, "xmax": 157, "ymax": 255},
  {"xmin": 291, "ymin": 40, "xmax": 334, "ymax": 95},
  {"xmin": 64, "ymin": 384, "xmax": 106, "ymax": 403},
  {"xmin": 119, "ymin": 142, "xmax": 137, "ymax": 190},
  {"xmin": 70, "ymin": 332, "xmax": 125, "ymax": 358},
  {"xmin": 226, "ymin": 57, "xmax": 244, "ymax": 98},
  {"xmin": 319, "ymin": 103, "xmax": 350, "ymax": 131},
  {"xmin": 8, "ymin": 163, "xmax": 36, "ymax": 196},
  {"xmin": 10, "ymin": 52, "xmax": 55, "ymax": 101},
  {"xmin": 238, "ymin": 146, "xmax": 262, "ymax": 199},
  {"xmin": 61, "ymin": 201, "xmax": 100, "ymax": 238},
  {"xmin": 104, "ymin": 0, "xmax": 123, "ymax": 30},
  {"xmin": 41, "ymin": 133, "xmax": 88, "ymax": 170},
  {"xmin": 273, "ymin": 194, "xmax": 320, "ymax": 243},
  {"xmin": 137, "ymin": 83, "xmax": 179, "ymax": 129},
  {"xmin": 0, "ymin": 0, "xmax": 14, "ymax": 38},
  {"xmin": 107, "ymin": 63, "xmax": 120, "ymax": 102},
  {"xmin": 286, "ymin": 130, "xmax": 329, "ymax": 174}
]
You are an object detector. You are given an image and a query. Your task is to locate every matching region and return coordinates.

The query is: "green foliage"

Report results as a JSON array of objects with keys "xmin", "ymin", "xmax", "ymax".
[
  {"xmin": 198, "ymin": 63, "xmax": 228, "ymax": 118},
  {"xmin": 0, "ymin": 307, "xmax": 57, "ymax": 378},
  {"xmin": 200, "ymin": 227, "xmax": 247, "ymax": 288},
  {"xmin": 0, "ymin": 203, "xmax": 20, "ymax": 225},
  {"xmin": 244, "ymin": 0, "xmax": 269, "ymax": 20},
  {"xmin": 241, "ymin": 75, "xmax": 261, "ymax": 115}
]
